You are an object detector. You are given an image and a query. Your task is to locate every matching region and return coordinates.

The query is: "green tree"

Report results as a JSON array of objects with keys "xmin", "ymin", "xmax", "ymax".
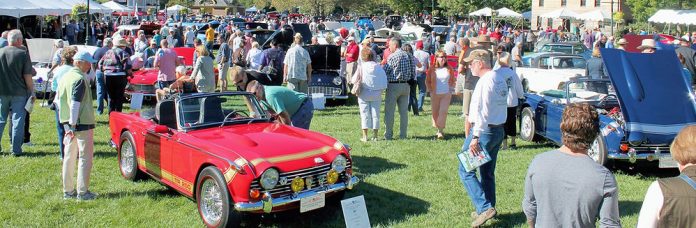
[
  {"xmin": 625, "ymin": 0, "xmax": 696, "ymax": 23},
  {"xmin": 71, "ymin": 4, "xmax": 88, "ymax": 20}
]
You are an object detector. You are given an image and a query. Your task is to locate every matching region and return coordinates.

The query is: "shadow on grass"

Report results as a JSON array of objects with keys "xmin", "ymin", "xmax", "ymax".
[
  {"xmin": 613, "ymin": 161, "xmax": 680, "ymax": 178},
  {"xmin": 99, "ymin": 186, "xmax": 181, "ymax": 200},
  {"xmin": 619, "ymin": 200, "xmax": 643, "ymax": 217},
  {"xmin": 259, "ymin": 182, "xmax": 430, "ymax": 227},
  {"xmin": 410, "ymin": 132, "xmax": 467, "ymax": 141},
  {"xmin": 352, "ymin": 155, "xmax": 407, "ymax": 177},
  {"xmin": 486, "ymin": 211, "xmax": 527, "ymax": 227}
]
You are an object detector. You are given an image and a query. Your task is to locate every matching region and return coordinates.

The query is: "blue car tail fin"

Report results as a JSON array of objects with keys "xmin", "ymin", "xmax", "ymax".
[{"xmin": 601, "ymin": 49, "xmax": 696, "ymax": 144}]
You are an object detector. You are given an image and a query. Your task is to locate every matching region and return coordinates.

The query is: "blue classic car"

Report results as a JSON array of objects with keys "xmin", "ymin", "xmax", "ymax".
[
  {"xmin": 518, "ymin": 49, "xmax": 696, "ymax": 168},
  {"xmin": 306, "ymin": 45, "xmax": 348, "ymax": 102}
]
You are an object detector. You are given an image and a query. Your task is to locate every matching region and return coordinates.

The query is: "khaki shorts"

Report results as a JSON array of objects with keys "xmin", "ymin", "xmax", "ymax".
[
  {"xmin": 346, "ymin": 61, "xmax": 358, "ymax": 83},
  {"xmin": 461, "ymin": 89, "xmax": 474, "ymax": 116},
  {"xmin": 454, "ymin": 74, "xmax": 466, "ymax": 95}
]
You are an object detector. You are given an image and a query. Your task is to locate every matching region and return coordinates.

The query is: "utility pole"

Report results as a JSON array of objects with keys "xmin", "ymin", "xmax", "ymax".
[{"xmin": 85, "ymin": 0, "xmax": 90, "ymax": 45}]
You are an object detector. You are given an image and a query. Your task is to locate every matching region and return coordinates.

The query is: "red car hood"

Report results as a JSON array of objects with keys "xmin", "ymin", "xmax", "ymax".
[
  {"xmin": 183, "ymin": 123, "xmax": 346, "ymax": 174},
  {"xmin": 129, "ymin": 68, "xmax": 158, "ymax": 86}
]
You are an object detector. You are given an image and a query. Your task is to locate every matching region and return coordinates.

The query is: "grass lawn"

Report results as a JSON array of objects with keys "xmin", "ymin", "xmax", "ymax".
[{"xmin": 0, "ymin": 98, "xmax": 676, "ymax": 227}]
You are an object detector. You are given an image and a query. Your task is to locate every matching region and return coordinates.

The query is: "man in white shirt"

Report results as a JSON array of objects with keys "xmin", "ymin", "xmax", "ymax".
[
  {"xmin": 444, "ymin": 36, "xmax": 458, "ymax": 55},
  {"xmin": 184, "ymin": 27, "xmax": 195, "ymax": 47},
  {"xmin": 458, "ymin": 49, "xmax": 509, "ymax": 227},
  {"xmin": 283, "ymin": 33, "xmax": 312, "ymax": 93}
]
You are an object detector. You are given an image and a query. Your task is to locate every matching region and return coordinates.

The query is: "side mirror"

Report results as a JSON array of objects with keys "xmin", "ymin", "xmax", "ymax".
[{"xmin": 154, "ymin": 125, "xmax": 170, "ymax": 134}]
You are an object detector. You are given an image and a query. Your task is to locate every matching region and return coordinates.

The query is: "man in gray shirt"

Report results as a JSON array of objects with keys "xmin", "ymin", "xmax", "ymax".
[
  {"xmin": 522, "ymin": 103, "xmax": 621, "ymax": 228},
  {"xmin": 0, "ymin": 30, "xmax": 35, "ymax": 156}
]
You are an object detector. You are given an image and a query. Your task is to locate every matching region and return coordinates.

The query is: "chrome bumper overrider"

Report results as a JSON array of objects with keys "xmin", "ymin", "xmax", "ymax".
[{"xmin": 234, "ymin": 176, "xmax": 359, "ymax": 212}]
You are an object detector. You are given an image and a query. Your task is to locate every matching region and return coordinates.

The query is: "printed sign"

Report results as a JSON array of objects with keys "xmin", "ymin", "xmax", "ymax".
[
  {"xmin": 130, "ymin": 93, "xmax": 144, "ymax": 110},
  {"xmin": 341, "ymin": 195, "xmax": 371, "ymax": 228}
]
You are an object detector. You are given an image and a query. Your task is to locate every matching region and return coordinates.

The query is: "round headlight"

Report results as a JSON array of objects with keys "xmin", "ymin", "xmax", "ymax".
[
  {"xmin": 332, "ymin": 76, "xmax": 342, "ymax": 86},
  {"xmin": 259, "ymin": 168, "xmax": 279, "ymax": 190},
  {"xmin": 331, "ymin": 155, "xmax": 348, "ymax": 173}
]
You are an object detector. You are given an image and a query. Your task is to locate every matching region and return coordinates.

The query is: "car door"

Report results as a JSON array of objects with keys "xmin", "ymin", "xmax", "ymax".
[{"xmin": 143, "ymin": 127, "xmax": 172, "ymax": 180}]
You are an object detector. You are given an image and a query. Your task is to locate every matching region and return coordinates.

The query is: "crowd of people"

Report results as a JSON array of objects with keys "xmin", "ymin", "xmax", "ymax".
[{"xmin": 0, "ymin": 11, "xmax": 695, "ymax": 227}]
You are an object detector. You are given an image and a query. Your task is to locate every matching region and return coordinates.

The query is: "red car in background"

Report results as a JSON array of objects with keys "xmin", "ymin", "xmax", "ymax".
[
  {"xmin": 110, "ymin": 92, "xmax": 358, "ymax": 227},
  {"xmin": 126, "ymin": 47, "xmax": 217, "ymax": 99},
  {"xmin": 623, "ymin": 34, "xmax": 677, "ymax": 53}
]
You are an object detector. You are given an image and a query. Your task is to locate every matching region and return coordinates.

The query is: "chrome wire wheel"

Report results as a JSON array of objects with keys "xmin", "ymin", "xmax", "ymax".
[
  {"xmin": 200, "ymin": 178, "xmax": 224, "ymax": 225},
  {"xmin": 119, "ymin": 139, "xmax": 135, "ymax": 176},
  {"xmin": 588, "ymin": 136, "xmax": 601, "ymax": 162},
  {"xmin": 521, "ymin": 114, "xmax": 533, "ymax": 140}
]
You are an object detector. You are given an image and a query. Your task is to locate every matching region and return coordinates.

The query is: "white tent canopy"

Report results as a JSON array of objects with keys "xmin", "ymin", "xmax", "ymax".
[
  {"xmin": 496, "ymin": 7, "xmax": 522, "ymax": 18},
  {"xmin": 61, "ymin": 0, "xmax": 113, "ymax": 14},
  {"xmin": 648, "ymin": 9, "xmax": 696, "ymax": 25},
  {"xmin": 246, "ymin": 6, "xmax": 257, "ymax": 13},
  {"xmin": 24, "ymin": 0, "xmax": 72, "ymax": 16},
  {"xmin": 469, "ymin": 7, "xmax": 493, "ymax": 17},
  {"xmin": 540, "ymin": 8, "xmax": 580, "ymax": 19},
  {"xmin": 102, "ymin": 1, "xmax": 132, "ymax": 12},
  {"xmin": 578, "ymin": 9, "xmax": 611, "ymax": 21},
  {"xmin": 166, "ymin": 4, "xmax": 187, "ymax": 14},
  {"xmin": 0, "ymin": 0, "xmax": 45, "ymax": 17}
]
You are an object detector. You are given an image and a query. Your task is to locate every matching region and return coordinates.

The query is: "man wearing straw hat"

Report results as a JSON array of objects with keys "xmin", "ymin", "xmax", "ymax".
[
  {"xmin": 615, "ymin": 38, "xmax": 628, "ymax": 50},
  {"xmin": 637, "ymin": 39, "xmax": 657, "ymax": 54}
]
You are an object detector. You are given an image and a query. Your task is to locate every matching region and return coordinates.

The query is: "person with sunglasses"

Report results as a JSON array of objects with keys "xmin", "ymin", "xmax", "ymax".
[{"xmin": 426, "ymin": 51, "xmax": 456, "ymax": 139}]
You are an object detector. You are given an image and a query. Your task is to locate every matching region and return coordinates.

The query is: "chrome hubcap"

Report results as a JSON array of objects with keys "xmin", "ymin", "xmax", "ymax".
[
  {"xmin": 588, "ymin": 137, "xmax": 601, "ymax": 162},
  {"xmin": 200, "ymin": 178, "xmax": 223, "ymax": 225},
  {"xmin": 521, "ymin": 114, "xmax": 532, "ymax": 139},
  {"xmin": 120, "ymin": 140, "xmax": 134, "ymax": 176}
]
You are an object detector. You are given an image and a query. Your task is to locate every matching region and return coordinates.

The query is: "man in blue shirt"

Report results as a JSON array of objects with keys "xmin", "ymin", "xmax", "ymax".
[{"xmin": 0, "ymin": 31, "xmax": 8, "ymax": 48}]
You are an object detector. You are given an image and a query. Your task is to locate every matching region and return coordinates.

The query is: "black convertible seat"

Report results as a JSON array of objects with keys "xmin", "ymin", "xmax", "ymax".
[
  {"xmin": 156, "ymin": 100, "xmax": 177, "ymax": 129},
  {"xmin": 199, "ymin": 97, "xmax": 225, "ymax": 124}
]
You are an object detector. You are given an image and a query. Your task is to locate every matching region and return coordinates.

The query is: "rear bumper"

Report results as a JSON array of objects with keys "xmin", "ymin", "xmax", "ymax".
[
  {"xmin": 608, "ymin": 147, "xmax": 677, "ymax": 168},
  {"xmin": 234, "ymin": 176, "xmax": 359, "ymax": 212}
]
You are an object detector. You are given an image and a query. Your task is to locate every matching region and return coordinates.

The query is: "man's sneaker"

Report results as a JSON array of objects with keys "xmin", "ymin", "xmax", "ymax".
[
  {"xmin": 471, "ymin": 207, "xmax": 496, "ymax": 227},
  {"xmin": 77, "ymin": 191, "xmax": 98, "ymax": 201},
  {"xmin": 63, "ymin": 191, "xmax": 77, "ymax": 200}
]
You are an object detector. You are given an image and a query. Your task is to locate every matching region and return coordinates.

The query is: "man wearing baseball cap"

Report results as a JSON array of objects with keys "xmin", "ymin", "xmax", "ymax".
[
  {"xmin": 58, "ymin": 51, "xmax": 98, "ymax": 201},
  {"xmin": 458, "ymin": 49, "xmax": 509, "ymax": 227}
]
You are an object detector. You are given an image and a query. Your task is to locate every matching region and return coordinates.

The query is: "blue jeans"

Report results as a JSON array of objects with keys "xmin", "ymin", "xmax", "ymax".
[
  {"xmin": 156, "ymin": 80, "xmax": 175, "ymax": 90},
  {"xmin": 0, "ymin": 95, "xmax": 28, "ymax": 154},
  {"xmin": 416, "ymin": 72, "xmax": 427, "ymax": 111},
  {"xmin": 54, "ymin": 108, "xmax": 65, "ymax": 158},
  {"xmin": 96, "ymin": 70, "xmax": 108, "ymax": 114},
  {"xmin": 408, "ymin": 82, "xmax": 419, "ymax": 115},
  {"xmin": 291, "ymin": 99, "xmax": 314, "ymax": 130},
  {"xmin": 458, "ymin": 126, "xmax": 505, "ymax": 214}
]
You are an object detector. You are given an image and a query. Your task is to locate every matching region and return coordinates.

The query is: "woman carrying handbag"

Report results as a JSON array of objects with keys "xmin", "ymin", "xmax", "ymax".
[{"xmin": 352, "ymin": 49, "xmax": 388, "ymax": 142}]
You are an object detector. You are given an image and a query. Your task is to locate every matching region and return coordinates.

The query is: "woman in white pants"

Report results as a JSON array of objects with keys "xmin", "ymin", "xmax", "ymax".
[
  {"xmin": 426, "ymin": 50, "xmax": 456, "ymax": 139},
  {"xmin": 352, "ymin": 49, "xmax": 388, "ymax": 142}
]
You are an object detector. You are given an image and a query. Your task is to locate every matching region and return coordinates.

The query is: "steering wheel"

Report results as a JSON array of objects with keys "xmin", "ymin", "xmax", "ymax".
[
  {"xmin": 219, "ymin": 110, "xmax": 250, "ymax": 127},
  {"xmin": 598, "ymin": 94, "xmax": 618, "ymax": 107}
]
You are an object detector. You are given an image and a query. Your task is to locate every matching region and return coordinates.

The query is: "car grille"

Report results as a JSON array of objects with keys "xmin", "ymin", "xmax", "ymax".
[
  {"xmin": 251, "ymin": 160, "xmax": 352, "ymax": 197},
  {"xmin": 309, "ymin": 86, "xmax": 342, "ymax": 96},
  {"xmin": 128, "ymin": 84, "xmax": 156, "ymax": 93}
]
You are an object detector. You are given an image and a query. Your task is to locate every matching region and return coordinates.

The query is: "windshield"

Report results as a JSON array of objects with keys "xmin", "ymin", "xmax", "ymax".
[
  {"xmin": 564, "ymin": 81, "xmax": 618, "ymax": 106},
  {"xmin": 539, "ymin": 45, "xmax": 573, "ymax": 54},
  {"xmin": 400, "ymin": 33, "xmax": 417, "ymax": 43},
  {"xmin": 177, "ymin": 93, "xmax": 268, "ymax": 129},
  {"xmin": 538, "ymin": 57, "xmax": 586, "ymax": 69},
  {"xmin": 552, "ymin": 57, "xmax": 586, "ymax": 69}
]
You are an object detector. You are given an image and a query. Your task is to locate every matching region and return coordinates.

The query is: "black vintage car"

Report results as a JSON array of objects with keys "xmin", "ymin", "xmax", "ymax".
[{"xmin": 306, "ymin": 45, "xmax": 348, "ymax": 102}]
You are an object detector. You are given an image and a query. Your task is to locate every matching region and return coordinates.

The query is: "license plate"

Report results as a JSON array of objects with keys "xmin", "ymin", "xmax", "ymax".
[
  {"xmin": 659, "ymin": 156, "xmax": 679, "ymax": 168},
  {"xmin": 300, "ymin": 193, "xmax": 325, "ymax": 213}
]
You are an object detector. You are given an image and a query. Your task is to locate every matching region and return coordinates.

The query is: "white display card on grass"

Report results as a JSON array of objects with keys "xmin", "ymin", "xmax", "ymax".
[
  {"xmin": 130, "ymin": 93, "xmax": 144, "ymax": 110},
  {"xmin": 341, "ymin": 195, "xmax": 371, "ymax": 228}
]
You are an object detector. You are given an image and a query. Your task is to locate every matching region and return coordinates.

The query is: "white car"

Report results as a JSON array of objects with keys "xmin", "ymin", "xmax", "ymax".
[
  {"xmin": 517, "ymin": 53, "xmax": 587, "ymax": 93},
  {"xmin": 26, "ymin": 39, "xmax": 98, "ymax": 97}
]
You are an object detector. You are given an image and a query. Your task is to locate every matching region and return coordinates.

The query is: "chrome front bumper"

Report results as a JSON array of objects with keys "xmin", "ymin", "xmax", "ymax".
[
  {"xmin": 234, "ymin": 176, "xmax": 359, "ymax": 212},
  {"xmin": 608, "ymin": 148, "xmax": 672, "ymax": 163}
]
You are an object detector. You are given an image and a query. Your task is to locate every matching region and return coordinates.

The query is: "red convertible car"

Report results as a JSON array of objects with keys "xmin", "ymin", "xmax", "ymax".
[{"xmin": 109, "ymin": 92, "xmax": 359, "ymax": 227}]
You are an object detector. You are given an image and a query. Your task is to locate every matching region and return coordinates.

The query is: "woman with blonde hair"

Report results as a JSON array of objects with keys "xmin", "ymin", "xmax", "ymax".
[
  {"xmin": 585, "ymin": 48, "xmax": 609, "ymax": 93},
  {"xmin": 426, "ymin": 50, "xmax": 456, "ymax": 139},
  {"xmin": 352, "ymin": 48, "xmax": 388, "ymax": 142},
  {"xmin": 191, "ymin": 45, "xmax": 215, "ymax": 93},
  {"xmin": 637, "ymin": 125, "xmax": 696, "ymax": 227}
]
